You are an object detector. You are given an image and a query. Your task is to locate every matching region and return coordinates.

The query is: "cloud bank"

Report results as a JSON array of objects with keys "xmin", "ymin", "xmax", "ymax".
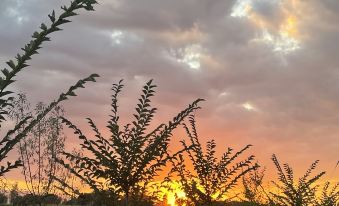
[{"xmin": 1, "ymin": 0, "xmax": 339, "ymax": 177}]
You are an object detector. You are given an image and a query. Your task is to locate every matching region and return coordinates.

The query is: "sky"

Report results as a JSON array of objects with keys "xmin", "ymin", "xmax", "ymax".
[{"xmin": 1, "ymin": 0, "xmax": 339, "ymax": 183}]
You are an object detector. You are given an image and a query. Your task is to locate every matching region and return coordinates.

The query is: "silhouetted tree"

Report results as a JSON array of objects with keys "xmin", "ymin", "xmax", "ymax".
[
  {"xmin": 10, "ymin": 96, "xmax": 67, "ymax": 204},
  {"xmin": 169, "ymin": 115, "xmax": 258, "ymax": 206},
  {"xmin": 56, "ymin": 80, "xmax": 203, "ymax": 206}
]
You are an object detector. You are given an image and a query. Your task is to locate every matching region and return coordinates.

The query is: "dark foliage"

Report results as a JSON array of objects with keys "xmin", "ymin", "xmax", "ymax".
[
  {"xmin": 10, "ymin": 184, "xmax": 20, "ymax": 206},
  {"xmin": 270, "ymin": 154, "xmax": 326, "ymax": 206},
  {"xmin": 169, "ymin": 115, "xmax": 258, "ymax": 206},
  {"xmin": 0, "ymin": 193, "xmax": 6, "ymax": 204},
  {"xmin": 314, "ymin": 182, "xmax": 339, "ymax": 206},
  {"xmin": 56, "ymin": 80, "xmax": 203, "ymax": 205},
  {"xmin": 16, "ymin": 194, "xmax": 61, "ymax": 206},
  {"xmin": 42, "ymin": 194, "xmax": 62, "ymax": 205}
]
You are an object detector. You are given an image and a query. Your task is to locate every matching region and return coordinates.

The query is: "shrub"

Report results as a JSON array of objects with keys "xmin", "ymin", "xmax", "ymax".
[{"xmin": 56, "ymin": 80, "xmax": 203, "ymax": 206}]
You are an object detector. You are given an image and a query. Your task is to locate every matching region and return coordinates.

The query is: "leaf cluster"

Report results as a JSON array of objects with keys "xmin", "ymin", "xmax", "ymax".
[{"xmin": 315, "ymin": 182, "xmax": 339, "ymax": 206}]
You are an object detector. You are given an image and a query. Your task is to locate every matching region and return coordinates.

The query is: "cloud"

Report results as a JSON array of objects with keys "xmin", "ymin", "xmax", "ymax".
[{"xmin": 1, "ymin": 0, "xmax": 339, "ymax": 179}]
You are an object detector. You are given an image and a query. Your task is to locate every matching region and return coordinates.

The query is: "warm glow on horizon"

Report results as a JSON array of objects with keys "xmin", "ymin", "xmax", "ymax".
[
  {"xmin": 166, "ymin": 190, "xmax": 186, "ymax": 206},
  {"xmin": 2, "ymin": 0, "xmax": 339, "ymax": 205}
]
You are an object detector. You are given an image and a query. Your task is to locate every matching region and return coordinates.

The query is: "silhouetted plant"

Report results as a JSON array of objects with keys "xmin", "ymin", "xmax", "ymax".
[
  {"xmin": 56, "ymin": 80, "xmax": 203, "ymax": 206},
  {"xmin": 0, "ymin": 0, "xmax": 98, "ymax": 176},
  {"xmin": 314, "ymin": 182, "xmax": 339, "ymax": 206},
  {"xmin": 169, "ymin": 115, "xmax": 258, "ymax": 206},
  {"xmin": 269, "ymin": 154, "xmax": 325, "ymax": 206}
]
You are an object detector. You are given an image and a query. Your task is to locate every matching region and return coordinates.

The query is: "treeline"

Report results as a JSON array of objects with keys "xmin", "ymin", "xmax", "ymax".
[{"xmin": 0, "ymin": 1, "xmax": 338, "ymax": 206}]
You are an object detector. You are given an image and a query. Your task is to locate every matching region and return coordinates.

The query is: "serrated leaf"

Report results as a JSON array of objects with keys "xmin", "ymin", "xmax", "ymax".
[
  {"xmin": 6, "ymin": 60, "xmax": 16, "ymax": 70},
  {"xmin": 40, "ymin": 23, "xmax": 47, "ymax": 31}
]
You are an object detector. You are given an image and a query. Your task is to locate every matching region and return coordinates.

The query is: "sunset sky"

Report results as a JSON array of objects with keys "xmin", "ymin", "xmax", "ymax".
[{"xmin": 1, "ymin": 0, "xmax": 339, "ymax": 185}]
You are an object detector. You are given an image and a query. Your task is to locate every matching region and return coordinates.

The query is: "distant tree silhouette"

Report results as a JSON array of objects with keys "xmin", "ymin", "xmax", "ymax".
[
  {"xmin": 169, "ymin": 115, "xmax": 258, "ymax": 206},
  {"xmin": 56, "ymin": 80, "xmax": 203, "ymax": 206},
  {"xmin": 10, "ymin": 95, "xmax": 67, "ymax": 205},
  {"xmin": 0, "ymin": 0, "xmax": 99, "ymax": 176},
  {"xmin": 41, "ymin": 194, "xmax": 62, "ymax": 205}
]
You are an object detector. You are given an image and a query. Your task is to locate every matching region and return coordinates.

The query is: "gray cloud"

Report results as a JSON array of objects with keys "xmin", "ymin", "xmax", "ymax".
[{"xmin": 1, "ymin": 0, "xmax": 339, "ymax": 178}]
